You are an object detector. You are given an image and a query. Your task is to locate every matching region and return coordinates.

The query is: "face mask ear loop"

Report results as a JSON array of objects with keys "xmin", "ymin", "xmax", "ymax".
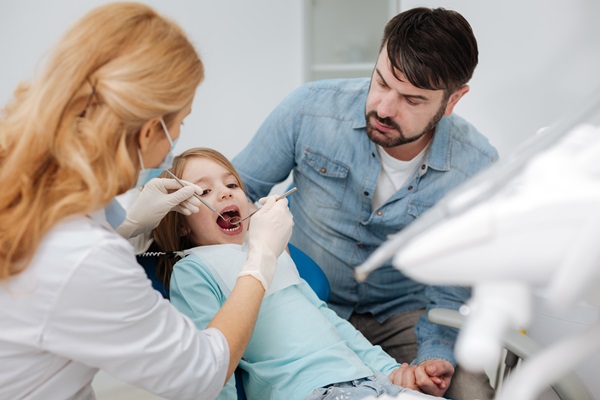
[
  {"xmin": 137, "ymin": 147, "xmax": 146, "ymax": 171},
  {"xmin": 160, "ymin": 118, "xmax": 174, "ymax": 146}
]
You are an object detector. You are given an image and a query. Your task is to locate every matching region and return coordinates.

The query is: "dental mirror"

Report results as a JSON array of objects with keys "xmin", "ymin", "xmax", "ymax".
[{"xmin": 229, "ymin": 187, "xmax": 297, "ymax": 225}]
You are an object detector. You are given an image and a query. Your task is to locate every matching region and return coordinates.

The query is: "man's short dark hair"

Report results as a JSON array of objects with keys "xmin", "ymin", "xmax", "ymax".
[{"xmin": 380, "ymin": 7, "xmax": 478, "ymax": 94}]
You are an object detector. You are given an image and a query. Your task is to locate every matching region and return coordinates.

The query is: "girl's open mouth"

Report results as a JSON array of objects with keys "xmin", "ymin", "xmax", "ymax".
[{"xmin": 217, "ymin": 209, "xmax": 242, "ymax": 231}]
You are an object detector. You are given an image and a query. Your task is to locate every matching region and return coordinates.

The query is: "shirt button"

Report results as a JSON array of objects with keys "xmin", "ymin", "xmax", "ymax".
[
  {"xmin": 320, "ymin": 167, "xmax": 326, "ymax": 173},
  {"xmin": 372, "ymin": 152, "xmax": 376, "ymax": 157},
  {"xmin": 358, "ymin": 243, "xmax": 364, "ymax": 248},
  {"xmin": 421, "ymin": 164, "xmax": 426, "ymax": 170},
  {"xmin": 377, "ymin": 210, "xmax": 382, "ymax": 216},
  {"xmin": 363, "ymin": 191, "xmax": 369, "ymax": 196},
  {"xmin": 408, "ymin": 185, "xmax": 413, "ymax": 190}
]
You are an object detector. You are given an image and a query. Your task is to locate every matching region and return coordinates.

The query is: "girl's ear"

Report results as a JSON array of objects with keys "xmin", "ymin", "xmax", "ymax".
[{"xmin": 178, "ymin": 221, "xmax": 191, "ymax": 237}]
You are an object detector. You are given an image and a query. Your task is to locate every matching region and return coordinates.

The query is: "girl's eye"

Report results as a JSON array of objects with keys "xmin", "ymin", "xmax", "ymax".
[
  {"xmin": 201, "ymin": 189, "xmax": 211, "ymax": 196},
  {"xmin": 226, "ymin": 183, "xmax": 239, "ymax": 189}
]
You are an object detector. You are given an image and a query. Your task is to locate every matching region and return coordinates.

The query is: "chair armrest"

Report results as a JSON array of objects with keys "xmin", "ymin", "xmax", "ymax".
[{"xmin": 427, "ymin": 308, "xmax": 592, "ymax": 400}]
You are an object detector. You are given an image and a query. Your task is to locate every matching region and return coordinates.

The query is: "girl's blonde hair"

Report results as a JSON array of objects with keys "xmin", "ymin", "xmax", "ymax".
[
  {"xmin": 0, "ymin": 2, "xmax": 204, "ymax": 279},
  {"xmin": 153, "ymin": 147, "xmax": 245, "ymax": 293}
]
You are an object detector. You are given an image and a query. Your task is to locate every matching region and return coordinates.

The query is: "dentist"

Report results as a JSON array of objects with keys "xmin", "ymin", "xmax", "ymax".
[{"xmin": 0, "ymin": 3, "xmax": 292, "ymax": 400}]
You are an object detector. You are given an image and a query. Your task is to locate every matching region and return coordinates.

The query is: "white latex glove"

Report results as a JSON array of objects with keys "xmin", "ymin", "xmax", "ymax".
[
  {"xmin": 116, "ymin": 177, "xmax": 203, "ymax": 239},
  {"xmin": 238, "ymin": 195, "xmax": 294, "ymax": 291}
]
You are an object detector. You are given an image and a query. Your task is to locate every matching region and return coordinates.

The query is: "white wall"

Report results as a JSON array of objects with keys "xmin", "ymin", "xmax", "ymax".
[{"xmin": 0, "ymin": 0, "xmax": 304, "ymax": 160}]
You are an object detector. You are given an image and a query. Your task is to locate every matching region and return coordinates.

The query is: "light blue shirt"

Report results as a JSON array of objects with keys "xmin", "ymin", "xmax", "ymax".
[
  {"xmin": 232, "ymin": 78, "xmax": 499, "ymax": 365},
  {"xmin": 170, "ymin": 245, "xmax": 400, "ymax": 400}
]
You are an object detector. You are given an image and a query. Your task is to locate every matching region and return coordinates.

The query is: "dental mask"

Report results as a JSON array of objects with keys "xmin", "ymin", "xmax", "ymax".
[{"xmin": 135, "ymin": 118, "xmax": 178, "ymax": 188}]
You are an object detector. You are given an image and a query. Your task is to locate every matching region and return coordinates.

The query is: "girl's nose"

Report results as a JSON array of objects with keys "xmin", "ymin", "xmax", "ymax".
[{"xmin": 219, "ymin": 188, "xmax": 233, "ymax": 200}]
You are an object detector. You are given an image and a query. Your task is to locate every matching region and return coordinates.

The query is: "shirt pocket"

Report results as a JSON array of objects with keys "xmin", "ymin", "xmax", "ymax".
[
  {"xmin": 299, "ymin": 149, "xmax": 350, "ymax": 209},
  {"xmin": 407, "ymin": 200, "xmax": 434, "ymax": 220}
]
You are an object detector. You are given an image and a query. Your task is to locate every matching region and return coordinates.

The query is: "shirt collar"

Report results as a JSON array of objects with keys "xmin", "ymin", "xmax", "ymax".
[
  {"xmin": 426, "ymin": 115, "xmax": 453, "ymax": 172},
  {"xmin": 353, "ymin": 83, "xmax": 369, "ymax": 130}
]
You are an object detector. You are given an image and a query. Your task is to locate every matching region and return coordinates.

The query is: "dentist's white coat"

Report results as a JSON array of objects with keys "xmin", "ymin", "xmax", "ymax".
[{"xmin": 0, "ymin": 212, "xmax": 228, "ymax": 400}]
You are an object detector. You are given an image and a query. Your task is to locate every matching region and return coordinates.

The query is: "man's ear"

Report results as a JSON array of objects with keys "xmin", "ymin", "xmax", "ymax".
[
  {"xmin": 138, "ymin": 117, "xmax": 162, "ymax": 152},
  {"xmin": 443, "ymin": 85, "xmax": 470, "ymax": 116}
]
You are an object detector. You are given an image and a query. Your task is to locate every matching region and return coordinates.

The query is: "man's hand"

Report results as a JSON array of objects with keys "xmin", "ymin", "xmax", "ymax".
[{"xmin": 389, "ymin": 359, "xmax": 454, "ymax": 397}]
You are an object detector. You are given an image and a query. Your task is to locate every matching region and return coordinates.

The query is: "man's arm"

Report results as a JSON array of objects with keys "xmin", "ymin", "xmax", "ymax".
[
  {"xmin": 400, "ymin": 284, "xmax": 471, "ymax": 395},
  {"xmin": 232, "ymin": 84, "xmax": 310, "ymax": 201},
  {"xmin": 414, "ymin": 284, "xmax": 471, "ymax": 365}
]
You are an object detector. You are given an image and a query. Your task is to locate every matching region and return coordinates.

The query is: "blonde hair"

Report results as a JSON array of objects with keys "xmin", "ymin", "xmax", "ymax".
[
  {"xmin": 153, "ymin": 147, "xmax": 245, "ymax": 292},
  {"xmin": 0, "ymin": 2, "xmax": 204, "ymax": 279}
]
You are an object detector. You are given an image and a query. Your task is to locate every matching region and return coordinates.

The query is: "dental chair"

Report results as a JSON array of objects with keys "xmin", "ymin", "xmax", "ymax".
[{"xmin": 427, "ymin": 308, "xmax": 591, "ymax": 400}]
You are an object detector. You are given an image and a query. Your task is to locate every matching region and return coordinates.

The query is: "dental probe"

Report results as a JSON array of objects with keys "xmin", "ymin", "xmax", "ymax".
[
  {"xmin": 229, "ymin": 187, "xmax": 297, "ymax": 225},
  {"xmin": 165, "ymin": 170, "xmax": 225, "ymax": 220}
]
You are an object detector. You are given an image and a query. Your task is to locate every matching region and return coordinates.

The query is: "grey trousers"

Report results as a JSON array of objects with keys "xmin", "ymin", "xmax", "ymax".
[{"xmin": 349, "ymin": 310, "xmax": 495, "ymax": 400}]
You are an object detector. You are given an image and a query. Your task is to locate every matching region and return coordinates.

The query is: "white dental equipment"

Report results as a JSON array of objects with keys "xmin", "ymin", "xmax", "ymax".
[{"xmin": 354, "ymin": 92, "xmax": 600, "ymax": 400}]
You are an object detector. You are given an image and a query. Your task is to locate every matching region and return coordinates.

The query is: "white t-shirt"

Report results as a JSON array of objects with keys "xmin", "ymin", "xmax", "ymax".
[
  {"xmin": 0, "ymin": 213, "xmax": 228, "ymax": 400},
  {"xmin": 372, "ymin": 144, "xmax": 429, "ymax": 211}
]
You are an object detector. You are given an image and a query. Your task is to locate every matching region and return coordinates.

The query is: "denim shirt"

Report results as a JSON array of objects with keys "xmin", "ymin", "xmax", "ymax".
[{"xmin": 232, "ymin": 78, "xmax": 498, "ymax": 365}]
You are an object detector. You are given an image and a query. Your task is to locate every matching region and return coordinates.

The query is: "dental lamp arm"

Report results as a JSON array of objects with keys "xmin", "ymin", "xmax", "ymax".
[
  {"xmin": 428, "ymin": 308, "xmax": 592, "ymax": 400},
  {"xmin": 496, "ymin": 321, "xmax": 599, "ymax": 400},
  {"xmin": 546, "ymin": 208, "xmax": 600, "ymax": 311}
]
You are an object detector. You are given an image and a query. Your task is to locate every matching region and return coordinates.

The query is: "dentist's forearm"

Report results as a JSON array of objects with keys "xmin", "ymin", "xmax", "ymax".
[{"xmin": 207, "ymin": 275, "xmax": 264, "ymax": 382}]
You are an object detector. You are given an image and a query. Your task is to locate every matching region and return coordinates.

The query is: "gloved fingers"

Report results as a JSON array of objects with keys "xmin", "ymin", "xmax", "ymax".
[
  {"xmin": 174, "ymin": 206, "xmax": 191, "ymax": 216},
  {"xmin": 174, "ymin": 198, "xmax": 200, "ymax": 215},
  {"xmin": 159, "ymin": 178, "xmax": 185, "ymax": 191},
  {"xmin": 248, "ymin": 198, "xmax": 293, "ymax": 246},
  {"xmin": 158, "ymin": 177, "xmax": 204, "ymax": 197},
  {"xmin": 145, "ymin": 177, "xmax": 176, "ymax": 194},
  {"xmin": 178, "ymin": 178, "xmax": 205, "ymax": 197},
  {"xmin": 167, "ymin": 183, "xmax": 201, "ymax": 204},
  {"xmin": 254, "ymin": 195, "xmax": 282, "ymax": 213},
  {"xmin": 256, "ymin": 195, "xmax": 278, "ymax": 207},
  {"xmin": 241, "ymin": 196, "xmax": 294, "ymax": 291},
  {"xmin": 181, "ymin": 193, "xmax": 201, "ymax": 208},
  {"xmin": 270, "ymin": 197, "xmax": 289, "ymax": 213},
  {"xmin": 120, "ymin": 178, "xmax": 203, "ymax": 239}
]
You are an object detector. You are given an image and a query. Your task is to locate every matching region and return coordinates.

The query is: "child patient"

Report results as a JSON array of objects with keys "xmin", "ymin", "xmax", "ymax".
[{"xmin": 153, "ymin": 148, "xmax": 444, "ymax": 400}]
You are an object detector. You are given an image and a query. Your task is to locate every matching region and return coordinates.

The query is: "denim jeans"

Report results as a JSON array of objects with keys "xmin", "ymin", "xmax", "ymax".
[{"xmin": 304, "ymin": 372, "xmax": 443, "ymax": 400}]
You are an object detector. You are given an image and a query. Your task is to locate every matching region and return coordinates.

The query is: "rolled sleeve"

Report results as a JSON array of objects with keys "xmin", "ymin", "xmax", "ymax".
[{"xmin": 413, "ymin": 284, "xmax": 471, "ymax": 366}]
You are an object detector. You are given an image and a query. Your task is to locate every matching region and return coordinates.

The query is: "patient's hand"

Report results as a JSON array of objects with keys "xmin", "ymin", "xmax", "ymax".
[{"xmin": 389, "ymin": 359, "xmax": 454, "ymax": 397}]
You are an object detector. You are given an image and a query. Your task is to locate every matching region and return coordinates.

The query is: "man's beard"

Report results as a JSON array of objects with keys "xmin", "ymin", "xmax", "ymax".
[{"xmin": 365, "ymin": 101, "xmax": 446, "ymax": 148}]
